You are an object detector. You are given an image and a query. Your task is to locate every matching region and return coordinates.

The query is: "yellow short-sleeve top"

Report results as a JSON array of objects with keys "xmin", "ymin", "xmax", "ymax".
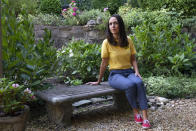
[{"xmin": 101, "ymin": 37, "xmax": 136, "ymax": 70}]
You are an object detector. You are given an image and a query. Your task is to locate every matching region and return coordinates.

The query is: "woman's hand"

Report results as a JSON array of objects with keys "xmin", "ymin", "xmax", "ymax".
[
  {"xmin": 86, "ymin": 81, "xmax": 100, "ymax": 85},
  {"xmin": 86, "ymin": 58, "xmax": 108, "ymax": 86},
  {"xmin": 135, "ymin": 72, "xmax": 142, "ymax": 80}
]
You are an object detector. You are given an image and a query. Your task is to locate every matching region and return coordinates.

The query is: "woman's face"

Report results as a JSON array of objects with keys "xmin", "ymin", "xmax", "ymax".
[{"xmin": 109, "ymin": 17, "xmax": 119, "ymax": 35}]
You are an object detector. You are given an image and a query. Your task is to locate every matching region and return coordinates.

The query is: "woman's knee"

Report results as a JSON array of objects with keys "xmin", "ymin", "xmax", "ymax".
[
  {"xmin": 110, "ymin": 80, "xmax": 135, "ymax": 90},
  {"xmin": 131, "ymin": 76, "xmax": 144, "ymax": 86}
]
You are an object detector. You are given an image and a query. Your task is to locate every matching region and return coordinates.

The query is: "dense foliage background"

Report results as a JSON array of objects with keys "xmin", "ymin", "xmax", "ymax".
[{"xmin": 1, "ymin": 0, "xmax": 196, "ymax": 98}]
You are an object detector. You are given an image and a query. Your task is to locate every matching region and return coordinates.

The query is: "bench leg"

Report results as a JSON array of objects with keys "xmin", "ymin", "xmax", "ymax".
[
  {"xmin": 46, "ymin": 102, "xmax": 72, "ymax": 127},
  {"xmin": 113, "ymin": 93, "xmax": 131, "ymax": 111}
]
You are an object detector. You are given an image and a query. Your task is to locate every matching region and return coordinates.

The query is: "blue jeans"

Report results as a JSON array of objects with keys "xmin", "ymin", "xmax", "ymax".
[{"xmin": 108, "ymin": 69, "xmax": 148, "ymax": 110}]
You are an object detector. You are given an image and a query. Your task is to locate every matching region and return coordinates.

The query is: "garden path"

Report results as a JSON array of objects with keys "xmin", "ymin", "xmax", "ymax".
[{"xmin": 26, "ymin": 98, "xmax": 196, "ymax": 131}]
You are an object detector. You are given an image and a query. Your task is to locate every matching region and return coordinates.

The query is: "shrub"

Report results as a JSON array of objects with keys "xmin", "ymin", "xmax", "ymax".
[
  {"xmin": 40, "ymin": 0, "xmax": 61, "ymax": 14},
  {"xmin": 2, "ymin": 0, "xmax": 58, "ymax": 89},
  {"xmin": 30, "ymin": 9, "xmax": 110, "ymax": 27},
  {"xmin": 182, "ymin": 16, "xmax": 196, "ymax": 27},
  {"xmin": 106, "ymin": 0, "xmax": 125, "ymax": 14},
  {"xmin": 90, "ymin": 0, "xmax": 107, "ymax": 11},
  {"xmin": 118, "ymin": 7, "xmax": 181, "ymax": 31},
  {"xmin": 75, "ymin": 0, "xmax": 92, "ymax": 11},
  {"xmin": 140, "ymin": 0, "xmax": 196, "ymax": 17},
  {"xmin": 71, "ymin": 0, "xmax": 125, "ymax": 14},
  {"xmin": 79, "ymin": 9, "xmax": 102, "ymax": 25},
  {"xmin": 89, "ymin": 0, "xmax": 125, "ymax": 14},
  {"xmin": 79, "ymin": 9, "xmax": 110, "ymax": 25},
  {"xmin": 56, "ymin": 40, "xmax": 109, "ymax": 85},
  {"xmin": 0, "ymin": 78, "xmax": 36, "ymax": 116},
  {"xmin": 60, "ymin": 0, "xmax": 71, "ymax": 5},
  {"xmin": 144, "ymin": 76, "xmax": 196, "ymax": 98},
  {"xmin": 127, "ymin": 0, "xmax": 140, "ymax": 8},
  {"xmin": 130, "ymin": 22, "xmax": 195, "ymax": 76},
  {"xmin": 6, "ymin": 0, "xmax": 38, "ymax": 16},
  {"xmin": 29, "ymin": 13, "xmax": 64, "ymax": 26}
]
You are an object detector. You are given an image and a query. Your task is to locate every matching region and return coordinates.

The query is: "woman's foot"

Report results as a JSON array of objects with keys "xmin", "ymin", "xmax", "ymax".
[
  {"xmin": 134, "ymin": 114, "xmax": 143, "ymax": 124},
  {"xmin": 142, "ymin": 119, "xmax": 151, "ymax": 129}
]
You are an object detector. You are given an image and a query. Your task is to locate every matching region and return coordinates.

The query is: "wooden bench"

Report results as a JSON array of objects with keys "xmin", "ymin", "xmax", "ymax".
[{"xmin": 35, "ymin": 82, "xmax": 130, "ymax": 127}]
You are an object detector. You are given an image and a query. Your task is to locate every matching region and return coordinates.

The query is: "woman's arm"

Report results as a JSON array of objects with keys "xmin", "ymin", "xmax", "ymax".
[
  {"xmin": 131, "ymin": 54, "xmax": 142, "ymax": 79},
  {"xmin": 86, "ymin": 58, "xmax": 109, "ymax": 85}
]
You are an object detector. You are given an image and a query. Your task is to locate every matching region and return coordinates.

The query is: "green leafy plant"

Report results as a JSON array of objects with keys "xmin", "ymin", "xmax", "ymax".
[
  {"xmin": 130, "ymin": 21, "xmax": 195, "ymax": 76},
  {"xmin": 6, "ymin": 0, "xmax": 38, "ymax": 16},
  {"xmin": 31, "ymin": 8, "xmax": 110, "ymax": 26},
  {"xmin": 90, "ymin": 0, "xmax": 107, "ymax": 11},
  {"xmin": 2, "ymin": 0, "xmax": 58, "ymax": 89},
  {"xmin": 75, "ymin": 0, "xmax": 92, "ymax": 10},
  {"xmin": 90, "ymin": 0, "xmax": 125, "ymax": 14},
  {"xmin": 140, "ymin": 0, "xmax": 196, "ymax": 17},
  {"xmin": 57, "ymin": 40, "xmax": 109, "ymax": 84},
  {"xmin": 182, "ymin": 16, "xmax": 196, "ymax": 27},
  {"xmin": 79, "ymin": 9, "xmax": 110, "ymax": 25},
  {"xmin": 40, "ymin": 0, "xmax": 61, "ymax": 14},
  {"xmin": 64, "ymin": 77, "xmax": 83, "ymax": 86},
  {"xmin": 0, "ymin": 78, "xmax": 36, "ymax": 116},
  {"xmin": 127, "ymin": 0, "xmax": 139, "ymax": 8},
  {"xmin": 168, "ymin": 53, "xmax": 193, "ymax": 74},
  {"xmin": 106, "ymin": 0, "xmax": 124, "ymax": 14},
  {"xmin": 118, "ymin": 7, "xmax": 181, "ymax": 31},
  {"xmin": 29, "ymin": 13, "xmax": 64, "ymax": 26},
  {"xmin": 144, "ymin": 76, "xmax": 196, "ymax": 98}
]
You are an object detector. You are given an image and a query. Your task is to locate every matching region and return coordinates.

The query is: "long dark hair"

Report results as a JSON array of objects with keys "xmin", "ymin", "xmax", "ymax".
[{"xmin": 107, "ymin": 14, "xmax": 128, "ymax": 47}]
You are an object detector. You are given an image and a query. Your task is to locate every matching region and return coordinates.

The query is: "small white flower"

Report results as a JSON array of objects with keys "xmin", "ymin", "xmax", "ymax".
[
  {"xmin": 12, "ymin": 83, "xmax": 19, "ymax": 88},
  {"xmin": 61, "ymin": 50, "xmax": 66, "ymax": 53},
  {"xmin": 24, "ymin": 88, "xmax": 32, "ymax": 94},
  {"xmin": 69, "ymin": 53, "xmax": 73, "ymax": 57},
  {"xmin": 69, "ymin": 49, "xmax": 73, "ymax": 57}
]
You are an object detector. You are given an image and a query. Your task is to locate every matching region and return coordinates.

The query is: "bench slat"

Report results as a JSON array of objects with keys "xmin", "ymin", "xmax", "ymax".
[
  {"xmin": 36, "ymin": 82, "xmax": 121, "ymax": 104},
  {"xmin": 35, "ymin": 82, "xmax": 130, "ymax": 127}
]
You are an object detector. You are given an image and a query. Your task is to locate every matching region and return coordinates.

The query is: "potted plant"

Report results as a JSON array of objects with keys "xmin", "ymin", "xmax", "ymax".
[{"xmin": 0, "ymin": 78, "xmax": 36, "ymax": 131}]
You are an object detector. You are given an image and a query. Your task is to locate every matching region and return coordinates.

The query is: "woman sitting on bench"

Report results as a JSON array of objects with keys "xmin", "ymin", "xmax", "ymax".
[{"xmin": 86, "ymin": 14, "xmax": 151, "ymax": 129}]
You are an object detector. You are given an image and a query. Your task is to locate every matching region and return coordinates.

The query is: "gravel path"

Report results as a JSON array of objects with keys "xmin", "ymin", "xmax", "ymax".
[{"xmin": 26, "ymin": 98, "xmax": 196, "ymax": 131}]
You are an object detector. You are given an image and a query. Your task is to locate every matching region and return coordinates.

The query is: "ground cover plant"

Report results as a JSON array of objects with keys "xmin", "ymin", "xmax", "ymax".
[{"xmin": 144, "ymin": 76, "xmax": 196, "ymax": 98}]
